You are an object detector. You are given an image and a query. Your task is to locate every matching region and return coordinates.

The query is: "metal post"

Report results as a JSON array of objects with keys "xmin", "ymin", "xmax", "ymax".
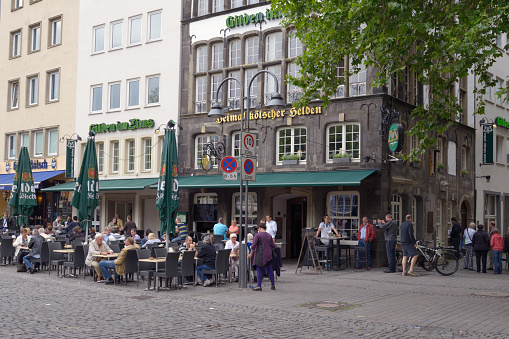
[{"xmin": 238, "ymin": 86, "xmax": 247, "ymax": 289}]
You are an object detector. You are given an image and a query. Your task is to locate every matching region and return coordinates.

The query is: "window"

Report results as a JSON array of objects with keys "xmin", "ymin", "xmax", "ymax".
[
  {"xmin": 507, "ymin": 139, "xmax": 509, "ymax": 164},
  {"xmin": 229, "ymin": 40, "xmax": 241, "ymax": 67},
  {"xmin": 485, "ymin": 194, "xmax": 498, "ymax": 226},
  {"xmin": 147, "ymin": 76, "xmax": 160, "ymax": 105},
  {"xmin": 496, "ymin": 136, "xmax": 504, "ymax": 163},
  {"xmin": 409, "ymin": 134, "xmax": 419, "ymax": 159},
  {"xmin": 248, "ymin": 0, "xmax": 258, "ymax": 4},
  {"xmin": 331, "ymin": 62, "xmax": 345, "ymax": 98},
  {"xmin": 195, "ymin": 135, "xmax": 219, "ymax": 169},
  {"xmin": 277, "ymin": 127, "xmax": 307, "ymax": 162},
  {"xmin": 7, "ymin": 135, "xmax": 16, "ymax": 159},
  {"xmin": 211, "ymin": 74, "xmax": 223, "ymax": 104},
  {"xmin": 233, "ymin": 192, "xmax": 258, "ymax": 225},
  {"xmin": 49, "ymin": 16, "xmax": 62, "ymax": 46},
  {"xmin": 484, "ymin": 75, "xmax": 492, "ymax": 101},
  {"xmin": 436, "ymin": 138, "xmax": 444, "ymax": 165},
  {"xmin": 232, "ymin": 130, "xmax": 257, "ymax": 157},
  {"xmin": 9, "ymin": 80, "xmax": 19, "ymax": 110},
  {"xmin": 496, "ymin": 79, "xmax": 503, "ymax": 105},
  {"xmin": 34, "ymin": 131, "xmax": 43, "ymax": 156},
  {"xmin": 127, "ymin": 140, "xmax": 135, "ymax": 172},
  {"xmin": 148, "ymin": 11, "xmax": 162, "ymax": 41},
  {"xmin": 327, "ymin": 124, "xmax": 360, "ymax": 160},
  {"xmin": 288, "ymin": 30, "xmax": 303, "ymax": 58},
  {"xmin": 194, "ymin": 193, "xmax": 218, "ymax": 205},
  {"xmin": 327, "ymin": 192, "xmax": 359, "ymax": 239},
  {"xmin": 27, "ymin": 76, "xmax": 38, "ymax": 106},
  {"xmin": 447, "ymin": 141, "xmax": 456, "ymax": 175},
  {"xmin": 143, "ymin": 138, "xmax": 152, "ymax": 170},
  {"xmin": 231, "ymin": 0, "xmax": 243, "ymax": 8},
  {"xmin": 196, "ymin": 76, "xmax": 207, "ymax": 113},
  {"xmin": 411, "ymin": 197, "xmax": 417, "ymax": 222},
  {"xmin": 496, "ymin": 34, "xmax": 503, "ymax": 49},
  {"xmin": 228, "ymin": 71, "xmax": 241, "ymax": 109},
  {"xmin": 11, "ymin": 31, "xmax": 21, "ymax": 58},
  {"xmin": 212, "ymin": 43, "xmax": 223, "ymax": 69},
  {"xmin": 13, "ymin": 0, "xmax": 23, "ymax": 10},
  {"xmin": 198, "ymin": 0, "xmax": 208, "ymax": 16},
  {"xmin": 111, "ymin": 141, "xmax": 119, "ymax": 172},
  {"xmin": 213, "ymin": 0, "xmax": 224, "ymax": 12},
  {"xmin": 109, "ymin": 82, "xmax": 121, "ymax": 110},
  {"xmin": 436, "ymin": 199, "xmax": 442, "ymax": 229},
  {"xmin": 97, "ymin": 142, "xmax": 104, "ymax": 173},
  {"xmin": 127, "ymin": 79, "xmax": 139, "ymax": 107},
  {"xmin": 265, "ymin": 32, "xmax": 282, "ymax": 61},
  {"xmin": 264, "ymin": 65, "xmax": 281, "ymax": 105},
  {"xmin": 30, "ymin": 24, "xmax": 41, "ymax": 52},
  {"xmin": 91, "ymin": 85, "xmax": 103, "ymax": 112},
  {"xmin": 245, "ymin": 36, "xmax": 259, "ymax": 64},
  {"xmin": 287, "ymin": 63, "xmax": 302, "ymax": 104},
  {"xmin": 48, "ymin": 129, "xmax": 58, "ymax": 155},
  {"xmin": 129, "ymin": 16, "xmax": 142, "ymax": 45},
  {"xmin": 245, "ymin": 68, "xmax": 258, "ymax": 108},
  {"xmin": 111, "ymin": 21, "xmax": 123, "ymax": 49},
  {"xmin": 48, "ymin": 70, "xmax": 59, "ymax": 102},
  {"xmin": 349, "ymin": 59, "xmax": 366, "ymax": 96},
  {"xmin": 196, "ymin": 46, "xmax": 207, "ymax": 72},
  {"xmin": 391, "ymin": 194, "xmax": 402, "ymax": 227},
  {"xmin": 21, "ymin": 133, "xmax": 29, "ymax": 148},
  {"xmin": 93, "ymin": 25, "xmax": 105, "ymax": 53}
]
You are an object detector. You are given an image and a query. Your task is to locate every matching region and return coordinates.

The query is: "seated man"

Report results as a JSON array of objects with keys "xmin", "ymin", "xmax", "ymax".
[
  {"xmin": 102, "ymin": 226, "xmax": 115, "ymax": 245},
  {"xmin": 213, "ymin": 218, "xmax": 229, "ymax": 240},
  {"xmin": 86, "ymin": 233, "xmax": 113, "ymax": 281},
  {"xmin": 141, "ymin": 233, "xmax": 162, "ymax": 248},
  {"xmin": 23, "ymin": 229, "xmax": 44, "ymax": 274},
  {"xmin": 179, "ymin": 236, "xmax": 196, "ymax": 253},
  {"xmin": 99, "ymin": 237, "xmax": 140, "ymax": 285},
  {"xmin": 69, "ymin": 226, "xmax": 85, "ymax": 242},
  {"xmin": 225, "ymin": 233, "xmax": 240, "ymax": 278},
  {"xmin": 171, "ymin": 218, "xmax": 188, "ymax": 243},
  {"xmin": 130, "ymin": 228, "xmax": 141, "ymax": 241},
  {"xmin": 111, "ymin": 227, "xmax": 125, "ymax": 241},
  {"xmin": 195, "ymin": 235, "xmax": 216, "ymax": 286}
]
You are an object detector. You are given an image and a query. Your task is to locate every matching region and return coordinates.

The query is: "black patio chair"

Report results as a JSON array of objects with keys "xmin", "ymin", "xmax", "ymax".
[
  {"xmin": 29, "ymin": 242, "xmax": 50, "ymax": 272},
  {"xmin": 136, "ymin": 249, "xmax": 156, "ymax": 289},
  {"xmin": 63, "ymin": 245, "xmax": 85, "ymax": 278},
  {"xmin": 155, "ymin": 252, "xmax": 180, "ymax": 291},
  {"xmin": 180, "ymin": 250, "xmax": 196, "ymax": 288},
  {"xmin": 203, "ymin": 249, "xmax": 231, "ymax": 287},
  {"xmin": 48, "ymin": 242, "xmax": 65, "ymax": 276},
  {"xmin": 1, "ymin": 237, "xmax": 14, "ymax": 265},
  {"xmin": 109, "ymin": 243, "xmax": 120, "ymax": 253},
  {"xmin": 123, "ymin": 249, "xmax": 139, "ymax": 287},
  {"xmin": 153, "ymin": 247, "xmax": 167, "ymax": 258},
  {"xmin": 213, "ymin": 235, "xmax": 224, "ymax": 246}
]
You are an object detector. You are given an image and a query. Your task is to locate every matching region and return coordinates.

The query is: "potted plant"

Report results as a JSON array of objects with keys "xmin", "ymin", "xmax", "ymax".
[
  {"xmin": 437, "ymin": 163, "xmax": 445, "ymax": 173},
  {"xmin": 281, "ymin": 154, "xmax": 300, "ymax": 165},
  {"xmin": 410, "ymin": 158, "xmax": 421, "ymax": 168},
  {"xmin": 461, "ymin": 169, "xmax": 469, "ymax": 178},
  {"xmin": 332, "ymin": 152, "xmax": 352, "ymax": 163}
]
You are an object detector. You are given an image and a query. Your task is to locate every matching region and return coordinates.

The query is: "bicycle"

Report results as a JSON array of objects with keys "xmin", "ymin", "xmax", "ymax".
[{"xmin": 397, "ymin": 240, "xmax": 459, "ymax": 276}]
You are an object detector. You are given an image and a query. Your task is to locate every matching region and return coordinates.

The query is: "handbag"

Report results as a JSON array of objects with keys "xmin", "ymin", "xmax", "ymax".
[{"xmin": 17, "ymin": 263, "xmax": 27, "ymax": 272}]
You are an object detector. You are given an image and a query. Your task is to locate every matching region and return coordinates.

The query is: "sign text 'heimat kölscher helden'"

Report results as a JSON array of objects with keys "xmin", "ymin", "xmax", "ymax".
[
  {"xmin": 226, "ymin": 9, "xmax": 284, "ymax": 29},
  {"xmin": 215, "ymin": 106, "xmax": 322, "ymax": 124},
  {"xmin": 89, "ymin": 119, "xmax": 154, "ymax": 134}
]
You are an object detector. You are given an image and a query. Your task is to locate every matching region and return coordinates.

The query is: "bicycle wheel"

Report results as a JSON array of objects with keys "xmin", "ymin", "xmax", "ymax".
[
  {"xmin": 435, "ymin": 252, "xmax": 459, "ymax": 276},
  {"xmin": 396, "ymin": 254, "xmax": 403, "ymax": 272},
  {"xmin": 419, "ymin": 253, "xmax": 434, "ymax": 271}
]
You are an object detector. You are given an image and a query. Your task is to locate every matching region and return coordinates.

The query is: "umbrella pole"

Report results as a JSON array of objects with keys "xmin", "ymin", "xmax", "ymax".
[
  {"xmin": 85, "ymin": 220, "xmax": 89, "ymax": 244},
  {"xmin": 166, "ymin": 231, "xmax": 169, "ymax": 250}
]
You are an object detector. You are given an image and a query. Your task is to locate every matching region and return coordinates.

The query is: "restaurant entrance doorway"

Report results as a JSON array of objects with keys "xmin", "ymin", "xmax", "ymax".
[{"xmin": 286, "ymin": 197, "xmax": 307, "ymax": 258}]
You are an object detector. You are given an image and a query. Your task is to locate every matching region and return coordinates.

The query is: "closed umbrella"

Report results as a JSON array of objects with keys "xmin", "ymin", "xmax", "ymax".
[
  {"xmin": 70, "ymin": 133, "xmax": 99, "ymax": 240},
  {"xmin": 8, "ymin": 147, "xmax": 37, "ymax": 227},
  {"xmin": 156, "ymin": 128, "xmax": 179, "ymax": 248}
]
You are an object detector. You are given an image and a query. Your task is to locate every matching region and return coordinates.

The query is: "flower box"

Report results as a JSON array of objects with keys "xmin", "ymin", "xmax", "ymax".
[
  {"xmin": 333, "ymin": 157, "xmax": 351, "ymax": 164},
  {"xmin": 410, "ymin": 162, "xmax": 421, "ymax": 168},
  {"xmin": 282, "ymin": 159, "xmax": 299, "ymax": 165}
]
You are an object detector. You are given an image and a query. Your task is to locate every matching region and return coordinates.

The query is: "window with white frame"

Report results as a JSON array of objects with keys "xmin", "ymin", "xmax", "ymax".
[
  {"xmin": 233, "ymin": 131, "xmax": 257, "ymax": 157},
  {"xmin": 34, "ymin": 131, "xmax": 43, "ymax": 156},
  {"xmin": 264, "ymin": 65, "xmax": 281, "ymax": 105},
  {"xmin": 411, "ymin": 197, "xmax": 417, "ymax": 221},
  {"xmin": 21, "ymin": 133, "xmax": 29, "ymax": 148},
  {"xmin": 148, "ymin": 11, "xmax": 162, "ymax": 41},
  {"xmin": 211, "ymin": 43, "xmax": 223, "ymax": 70},
  {"xmin": 97, "ymin": 142, "xmax": 104, "ymax": 173},
  {"xmin": 229, "ymin": 40, "xmax": 241, "ymax": 67},
  {"xmin": 195, "ymin": 134, "xmax": 219, "ymax": 169},
  {"xmin": 245, "ymin": 36, "xmax": 259, "ymax": 64},
  {"xmin": 111, "ymin": 21, "xmax": 123, "ymax": 49},
  {"xmin": 288, "ymin": 30, "xmax": 303, "ymax": 58},
  {"xmin": 391, "ymin": 194, "xmax": 402, "ymax": 227},
  {"xmin": 484, "ymin": 75, "xmax": 492, "ymax": 101},
  {"xmin": 194, "ymin": 193, "xmax": 218, "ymax": 205},
  {"xmin": 228, "ymin": 71, "xmax": 241, "ymax": 109},
  {"xmin": 93, "ymin": 25, "xmax": 105, "ymax": 53},
  {"xmin": 129, "ymin": 16, "xmax": 141, "ymax": 45},
  {"xmin": 496, "ymin": 79, "xmax": 503, "ymax": 105},
  {"xmin": 233, "ymin": 192, "xmax": 258, "ymax": 225},
  {"xmin": 245, "ymin": 68, "xmax": 258, "ymax": 108},
  {"xmin": 327, "ymin": 192, "xmax": 359, "ymax": 239},
  {"xmin": 213, "ymin": 0, "xmax": 224, "ymax": 12},
  {"xmin": 409, "ymin": 133, "xmax": 419, "ymax": 160},
  {"xmin": 13, "ymin": 0, "xmax": 23, "ymax": 10},
  {"xmin": 447, "ymin": 202, "xmax": 453, "ymax": 227},
  {"xmin": 496, "ymin": 34, "xmax": 503, "ymax": 49},
  {"xmin": 30, "ymin": 24, "xmax": 41, "ymax": 52},
  {"xmin": 147, "ymin": 76, "xmax": 160, "ymax": 105},
  {"xmin": 111, "ymin": 141, "xmax": 119, "ymax": 172},
  {"xmin": 49, "ymin": 16, "xmax": 62, "ymax": 46},
  {"xmin": 349, "ymin": 58, "xmax": 366, "ymax": 96},
  {"xmin": 7, "ymin": 135, "xmax": 16, "ymax": 159},
  {"xmin": 448, "ymin": 141, "xmax": 456, "ymax": 175},
  {"xmin": 143, "ymin": 138, "xmax": 152, "ymax": 170},
  {"xmin": 248, "ymin": 0, "xmax": 258, "ymax": 4},
  {"xmin": 436, "ymin": 199, "xmax": 442, "ymax": 227},
  {"xmin": 198, "ymin": 0, "xmax": 208, "ymax": 16},
  {"xmin": 287, "ymin": 63, "xmax": 302, "ymax": 104},
  {"xmin": 211, "ymin": 74, "xmax": 223, "ymax": 104},
  {"xmin": 109, "ymin": 82, "xmax": 121, "ymax": 110},
  {"xmin": 231, "ymin": 0, "xmax": 243, "ymax": 9},
  {"xmin": 127, "ymin": 140, "xmax": 135, "ymax": 172},
  {"xmin": 9, "ymin": 80, "xmax": 19, "ymax": 109},
  {"xmin": 485, "ymin": 194, "xmax": 498, "ymax": 226},
  {"xmin": 277, "ymin": 127, "xmax": 307, "ymax": 162},
  {"xmin": 91, "ymin": 85, "xmax": 103, "ymax": 112},
  {"xmin": 48, "ymin": 70, "xmax": 59, "ymax": 102},
  {"xmin": 327, "ymin": 123, "xmax": 360, "ymax": 160},
  {"xmin": 11, "ymin": 31, "xmax": 21, "ymax": 58},
  {"xmin": 265, "ymin": 32, "xmax": 282, "ymax": 61},
  {"xmin": 127, "ymin": 79, "xmax": 139, "ymax": 107},
  {"xmin": 436, "ymin": 138, "xmax": 444, "ymax": 165},
  {"xmin": 331, "ymin": 62, "xmax": 345, "ymax": 98},
  {"xmin": 195, "ymin": 76, "xmax": 207, "ymax": 113},
  {"xmin": 48, "ymin": 129, "xmax": 58, "ymax": 155},
  {"xmin": 196, "ymin": 45, "xmax": 207, "ymax": 72}
]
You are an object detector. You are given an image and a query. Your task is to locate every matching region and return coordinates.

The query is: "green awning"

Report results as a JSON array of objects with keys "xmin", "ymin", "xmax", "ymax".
[
  {"xmin": 150, "ymin": 170, "xmax": 377, "ymax": 189},
  {"xmin": 41, "ymin": 178, "xmax": 158, "ymax": 192}
]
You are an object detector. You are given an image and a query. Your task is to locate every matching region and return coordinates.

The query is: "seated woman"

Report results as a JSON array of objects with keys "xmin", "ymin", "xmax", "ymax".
[
  {"xmin": 141, "ymin": 233, "xmax": 161, "ymax": 248},
  {"xmin": 13, "ymin": 228, "xmax": 31, "ymax": 266},
  {"xmin": 195, "ymin": 235, "xmax": 216, "ymax": 287},
  {"xmin": 225, "ymin": 233, "xmax": 240, "ymax": 278}
]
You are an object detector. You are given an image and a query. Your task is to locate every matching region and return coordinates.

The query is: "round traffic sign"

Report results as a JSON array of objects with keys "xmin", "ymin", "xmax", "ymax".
[
  {"xmin": 221, "ymin": 156, "xmax": 237, "ymax": 173},
  {"xmin": 244, "ymin": 159, "xmax": 254, "ymax": 175},
  {"xmin": 243, "ymin": 134, "xmax": 255, "ymax": 150}
]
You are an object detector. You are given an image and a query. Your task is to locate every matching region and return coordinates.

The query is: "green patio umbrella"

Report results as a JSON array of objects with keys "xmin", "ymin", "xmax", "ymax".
[
  {"xmin": 8, "ymin": 147, "xmax": 38, "ymax": 227},
  {"xmin": 156, "ymin": 128, "xmax": 179, "ymax": 247},
  {"xmin": 71, "ymin": 134, "xmax": 99, "ymax": 238}
]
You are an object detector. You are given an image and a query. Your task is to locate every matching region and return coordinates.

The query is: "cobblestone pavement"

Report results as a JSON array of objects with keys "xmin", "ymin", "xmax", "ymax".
[{"xmin": 0, "ymin": 259, "xmax": 508, "ymax": 338}]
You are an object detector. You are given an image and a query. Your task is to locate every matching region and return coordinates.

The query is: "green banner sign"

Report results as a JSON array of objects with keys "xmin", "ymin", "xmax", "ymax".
[
  {"xmin": 89, "ymin": 118, "xmax": 154, "ymax": 134},
  {"xmin": 226, "ymin": 9, "xmax": 283, "ymax": 29},
  {"xmin": 388, "ymin": 123, "xmax": 404, "ymax": 152},
  {"xmin": 482, "ymin": 124, "xmax": 494, "ymax": 164},
  {"xmin": 495, "ymin": 116, "xmax": 509, "ymax": 129},
  {"xmin": 66, "ymin": 140, "xmax": 75, "ymax": 178}
]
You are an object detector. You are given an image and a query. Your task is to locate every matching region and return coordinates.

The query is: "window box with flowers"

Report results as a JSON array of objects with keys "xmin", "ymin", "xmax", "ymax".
[
  {"xmin": 410, "ymin": 158, "xmax": 421, "ymax": 168},
  {"xmin": 437, "ymin": 163, "xmax": 445, "ymax": 173},
  {"xmin": 281, "ymin": 154, "xmax": 300, "ymax": 165},
  {"xmin": 332, "ymin": 152, "xmax": 352, "ymax": 164},
  {"xmin": 461, "ymin": 169, "xmax": 469, "ymax": 179}
]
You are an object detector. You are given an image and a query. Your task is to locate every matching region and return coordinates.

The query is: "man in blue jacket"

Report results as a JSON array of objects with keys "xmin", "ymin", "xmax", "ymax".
[
  {"xmin": 376, "ymin": 214, "xmax": 398, "ymax": 273},
  {"xmin": 400, "ymin": 214, "xmax": 418, "ymax": 277}
]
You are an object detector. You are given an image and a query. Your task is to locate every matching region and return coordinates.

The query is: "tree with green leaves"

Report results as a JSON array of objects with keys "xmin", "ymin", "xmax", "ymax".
[{"xmin": 272, "ymin": 0, "xmax": 509, "ymax": 157}]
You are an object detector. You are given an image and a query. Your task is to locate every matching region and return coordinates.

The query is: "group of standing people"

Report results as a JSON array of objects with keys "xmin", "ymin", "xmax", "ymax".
[{"xmin": 463, "ymin": 221, "xmax": 505, "ymax": 274}]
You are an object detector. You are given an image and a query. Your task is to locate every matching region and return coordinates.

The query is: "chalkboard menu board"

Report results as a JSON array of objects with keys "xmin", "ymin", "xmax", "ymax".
[{"xmin": 295, "ymin": 234, "xmax": 322, "ymax": 274}]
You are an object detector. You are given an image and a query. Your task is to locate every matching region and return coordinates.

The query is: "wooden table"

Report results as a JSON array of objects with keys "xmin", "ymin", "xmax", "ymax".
[
  {"xmin": 139, "ymin": 258, "xmax": 166, "ymax": 291},
  {"xmin": 95, "ymin": 253, "xmax": 119, "ymax": 259},
  {"xmin": 54, "ymin": 249, "xmax": 74, "ymax": 254}
]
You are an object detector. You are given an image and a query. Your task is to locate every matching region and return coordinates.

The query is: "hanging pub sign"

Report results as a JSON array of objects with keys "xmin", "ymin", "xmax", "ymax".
[
  {"xmin": 388, "ymin": 123, "xmax": 404, "ymax": 152},
  {"xmin": 66, "ymin": 140, "xmax": 75, "ymax": 178},
  {"xmin": 482, "ymin": 124, "xmax": 494, "ymax": 165}
]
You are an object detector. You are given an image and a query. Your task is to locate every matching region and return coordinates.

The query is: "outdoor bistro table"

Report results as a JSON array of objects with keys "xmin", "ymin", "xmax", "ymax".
[
  {"xmin": 316, "ymin": 236, "xmax": 348, "ymax": 271},
  {"xmin": 95, "ymin": 253, "xmax": 119, "ymax": 260},
  {"xmin": 138, "ymin": 258, "xmax": 166, "ymax": 291}
]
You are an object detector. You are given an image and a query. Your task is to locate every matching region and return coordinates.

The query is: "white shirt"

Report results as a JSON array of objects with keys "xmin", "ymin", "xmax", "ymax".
[
  {"xmin": 464, "ymin": 228, "xmax": 475, "ymax": 245},
  {"xmin": 319, "ymin": 221, "xmax": 335, "ymax": 245},
  {"xmin": 360, "ymin": 224, "xmax": 367, "ymax": 240},
  {"xmin": 225, "ymin": 240, "xmax": 239, "ymax": 255},
  {"xmin": 266, "ymin": 220, "xmax": 277, "ymax": 238}
]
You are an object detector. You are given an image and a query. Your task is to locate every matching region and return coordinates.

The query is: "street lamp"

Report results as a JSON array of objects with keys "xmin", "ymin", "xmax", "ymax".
[{"xmin": 209, "ymin": 70, "xmax": 285, "ymax": 289}]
